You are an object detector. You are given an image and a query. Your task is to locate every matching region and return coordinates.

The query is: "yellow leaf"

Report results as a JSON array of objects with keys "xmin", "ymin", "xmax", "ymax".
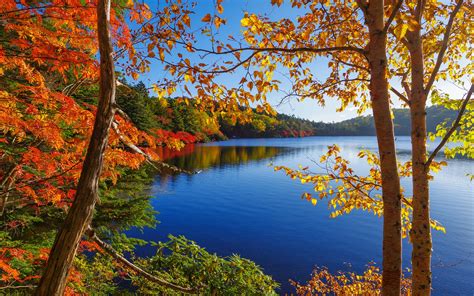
[
  {"xmin": 241, "ymin": 17, "xmax": 250, "ymax": 27},
  {"xmin": 394, "ymin": 23, "xmax": 409, "ymax": 39},
  {"xmin": 159, "ymin": 49, "xmax": 165, "ymax": 61},
  {"xmin": 201, "ymin": 14, "xmax": 211, "ymax": 23},
  {"xmin": 214, "ymin": 17, "xmax": 224, "ymax": 29},
  {"xmin": 182, "ymin": 14, "xmax": 191, "ymax": 27},
  {"xmin": 407, "ymin": 18, "xmax": 420, "ymax": 31},
  {"xmin": 271, "ymin": 0, "xmax": 283, "ymax": 6},
  {"xmin": 335, "ymin": 35, "xmax": 347, "ymax": 47},
  {"xmin": 184, "ymin": 73, "xmax": 193, "ymax": 82}
]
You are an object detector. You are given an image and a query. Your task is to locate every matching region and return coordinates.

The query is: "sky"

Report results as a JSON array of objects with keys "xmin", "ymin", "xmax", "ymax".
[{"xmin": 135, "ymin": 0, "xmax": 469, "ymax": 123}]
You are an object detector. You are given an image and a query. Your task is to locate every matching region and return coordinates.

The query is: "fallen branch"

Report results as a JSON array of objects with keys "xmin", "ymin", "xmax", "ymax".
[{"xmin": 86, "ymin": 227, "xmax": 200, "ymax": 294}]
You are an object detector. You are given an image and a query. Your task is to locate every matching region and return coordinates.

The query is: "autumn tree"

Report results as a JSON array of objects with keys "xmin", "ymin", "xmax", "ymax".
[
  {"xmin": 399, "ymin": 1, "xmax": 471, "ymax": 294},
  {"xmin": 1, "ymin": 0, "xmax": 200, "ymax": 293},
  {"xmin": 33, "ymin": 0, "xmax": 118, "ymax": 292},
  {"xmin": 2, "ymin": 0, "xmax": 471, "ymax": 293},
  {"xmin": 151, "ymin": 1, "xmax": 403, "ymax": 293},
  {"xmin": 149, "ymin": 0, "xmax": 472, "ymax": 294}
]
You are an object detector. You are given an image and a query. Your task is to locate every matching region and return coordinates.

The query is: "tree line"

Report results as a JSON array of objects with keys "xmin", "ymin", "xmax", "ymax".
[
  {"xmin": 1, "ymin": 0, "xmax": 472, "ymax": 295},
  {"xmin": 117, "ymin": 81, "xmax": 460, "ymax": 140}
]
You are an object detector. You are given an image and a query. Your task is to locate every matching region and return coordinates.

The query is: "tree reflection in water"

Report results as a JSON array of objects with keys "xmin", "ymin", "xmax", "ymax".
[{"xmin": 157, "ymin": 144, "xmax": 287, "ymax": 172}]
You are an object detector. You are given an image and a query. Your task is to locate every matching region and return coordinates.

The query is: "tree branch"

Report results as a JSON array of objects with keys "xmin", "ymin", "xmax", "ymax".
[
  {"xmin": 227, "ymin": 45, "xmax": 366, "ymax": 56},
  {"xmin": 390, "ymin": 87, "xmax": 410, "ymax": 105},
  {"xmin": 383, "ymin": 0, "xmax": 403, "ymax": 33},
  {"xmin": 424, "ymin": 0, "xmax": 464, "ymax": 94},
  {"xmin": 425, "ymin": 84, "xmax": 473, "ymax": 167},
  {"xmin": 0, "ymin": 162, "xmax": 81, "ymax": 198},
  {"xmin": 111, "ymin": 121, "xmax": 196, "ymax": 175},
  {"xmin": 86, "ymin": 227, "xmax": 200, "ymax": 294}
]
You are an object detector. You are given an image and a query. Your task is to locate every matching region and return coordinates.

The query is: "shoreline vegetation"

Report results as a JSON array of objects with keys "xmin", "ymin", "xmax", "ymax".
[
  {"xmin": 0, "ymin": 77, "xmax": 463, "ymax": 294},
  {"xmin": 119, "ymin": 81, "xmax": 457, "ymax": 145}
]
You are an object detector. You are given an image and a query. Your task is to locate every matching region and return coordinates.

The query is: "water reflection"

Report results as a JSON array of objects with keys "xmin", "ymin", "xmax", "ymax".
[
  {"xmin": 134, "ymin": 137, "xmax": 473, "ymax": 295},
  {"xmin": 160, "ymin": 144, "xmax": 287, "ymax": 171}
]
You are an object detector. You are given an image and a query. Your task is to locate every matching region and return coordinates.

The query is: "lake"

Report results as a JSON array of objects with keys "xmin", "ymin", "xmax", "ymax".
[{"xmin": 129, "ymin": 136, "xmax": 473, "ymax": 295}]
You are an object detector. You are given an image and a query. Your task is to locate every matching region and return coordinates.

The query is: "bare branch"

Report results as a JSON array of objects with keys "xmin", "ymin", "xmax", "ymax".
[
  {"xmin": 390, "ymin": 87, "xmax": 410, "ymax": 105},
  {"xmin": 355, "ymin": 0, "xmax": 369, "ymax": 18},
  {"xmin": 113, "ymin": 105, "xmax": 133, "ymax": 122},
  {"xmin": 425, "ymin": 84, "xmax": 473, "ymax": 167},
  {"xmin": 111, "ymin": 121, "xmax": 196, "ymax": 175},
  {"xmin": 414, "ymin": 0, "xmax": 427, "ymax": 22},
  {"xmin": 424, "ymin": 0, "xmax": 464, "ymax": 94}
]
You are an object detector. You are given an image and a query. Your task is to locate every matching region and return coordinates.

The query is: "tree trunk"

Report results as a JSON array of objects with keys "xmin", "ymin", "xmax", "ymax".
[
  {"xmin": 365, "ymin": 0, "xmax": 403, "ymax": 294},
  {"xmin": 35, "ymin": 0, "xmax": 116, "ymax": 294},
  {"xmin": 407, "ymin": 27, "xmax": 432, "ymax": 296}
]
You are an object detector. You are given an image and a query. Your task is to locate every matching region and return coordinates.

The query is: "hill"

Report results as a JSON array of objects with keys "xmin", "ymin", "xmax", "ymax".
[
  {"xmin": 312, "ymin": 106, "xmax": 457, "ymax": 136},
  {"xmin": 115, "ymin": 82, "xmax": 457, "ymax": 139},
  {"xmin": 220, "ymin": 106, "xmax": 457, "ymax": 138}
]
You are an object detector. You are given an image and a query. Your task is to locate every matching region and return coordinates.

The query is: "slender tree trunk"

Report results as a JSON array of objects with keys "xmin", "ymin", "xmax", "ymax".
[
  {"xmin": 407, "ymin": 28, "xmax": 432, "ymax": 296},
  {"xmin": 0, "ymin": 166, "xmax": 16, "ymax": 216},
  {"xmin": 35, "ymin": 0, "xmax": 116, "ymax": 294},
  {"xmin": 365, "ymin": 1, "xmax": 403, "ymax": 294}
]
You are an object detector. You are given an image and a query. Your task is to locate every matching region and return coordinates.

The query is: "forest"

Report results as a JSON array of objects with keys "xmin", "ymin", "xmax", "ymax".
[
  {"xmin": 116, "ymin": 81, "xmax": 459, "ymax": 140},
  {"xmin": 0, "ymin": 0, "xmax": 472, "ymax": 295}
]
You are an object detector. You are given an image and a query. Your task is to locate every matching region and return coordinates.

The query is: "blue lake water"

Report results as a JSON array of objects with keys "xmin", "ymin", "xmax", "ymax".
[{"xmin": 129, "ymin": 136, "xmax": 473, "ymax": 295}]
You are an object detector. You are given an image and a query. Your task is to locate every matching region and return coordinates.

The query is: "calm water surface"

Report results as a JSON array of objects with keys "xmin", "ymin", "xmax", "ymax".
[{"xmin": 129, "ymin": 136, "xmax": 473, "ymax": 295}]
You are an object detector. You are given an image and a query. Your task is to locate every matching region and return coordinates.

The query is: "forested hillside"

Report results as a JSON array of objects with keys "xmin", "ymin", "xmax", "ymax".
[
  {"xmin": 115, "ymin": 81, "xmax": 317, "ymax": 140},
  {"xmin": 220, "ymin": 106, "xmax": 458, "ymax": 138},
  {"xmin": 114, "ymin": 80, "xmax": 459, "ymax": 140},
  {"xmin": 312, "ymin": 106, "xmax": 458, "ymax": 136}
]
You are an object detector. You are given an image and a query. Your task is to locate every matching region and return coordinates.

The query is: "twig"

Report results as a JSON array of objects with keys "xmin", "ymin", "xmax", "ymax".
[
  {"xmin": 383, "ymin": 0, "xmax": 404, "ymax": 34},
  {"xmin": 424, "ymin": 0, "xmax": 464, "ymax": 94},
  {"xmin": 425, "ymin": 84, "xmax": 473, "ymax": 167}
]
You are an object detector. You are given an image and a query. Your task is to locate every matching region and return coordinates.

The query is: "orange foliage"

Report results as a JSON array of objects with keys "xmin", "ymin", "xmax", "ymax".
[
  {"xmin": 0, "ymin": 0, "xmax": 199, "ymax": 292},
  {"xmin": 292, "ymin": 265, "xmax": 412, "ymax": 295}
]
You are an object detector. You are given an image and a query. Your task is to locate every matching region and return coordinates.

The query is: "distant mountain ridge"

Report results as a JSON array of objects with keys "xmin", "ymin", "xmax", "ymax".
[
  {"xmin": 311, "ymin": 106, "xmax": 457, "ymax": 136},
  {"xmin": 220, "ymin": 105, "xmax": 458, "ymax": 138}
]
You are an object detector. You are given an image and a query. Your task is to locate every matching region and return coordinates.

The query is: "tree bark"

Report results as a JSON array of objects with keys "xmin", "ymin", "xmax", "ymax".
[
  {"xmin": 35, "ymin": 0, "xmax": 116, "ymax": 294},
  {"xmin": 407, "ymin": 23, "xmax": 432, "ymax": 296},
  {"xmin": 365, "ymin": 0, "xmax": 403, "ymax": 294}
]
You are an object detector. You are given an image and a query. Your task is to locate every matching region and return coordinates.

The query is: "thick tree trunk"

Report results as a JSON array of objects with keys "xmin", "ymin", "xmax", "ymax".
[
  {"xmin": 365, "ymin": 1, "xmax": 403, "ymax": 294},
  {"xmin": 35, "ymin": 0, "xmax": 116, "ymax": 294},
  {"xmin": 407, "ymin": 28, "xmax": 432, "ymax": 296}
]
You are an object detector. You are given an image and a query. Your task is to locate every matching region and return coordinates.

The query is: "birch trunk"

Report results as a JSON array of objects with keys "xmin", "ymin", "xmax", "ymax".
[
  {"xmin": 365, "ymin": 0, "xmax": 403, "ymax": 294},
  {"xmin": 407, "ymin": 25, "xmax": 432, "ymax": 296}
]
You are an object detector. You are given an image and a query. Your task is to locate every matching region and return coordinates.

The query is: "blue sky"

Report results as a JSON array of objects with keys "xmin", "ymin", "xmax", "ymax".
[{"xmin": 135, "ymin": 0, "xmax": 468, "ymax": 123}]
